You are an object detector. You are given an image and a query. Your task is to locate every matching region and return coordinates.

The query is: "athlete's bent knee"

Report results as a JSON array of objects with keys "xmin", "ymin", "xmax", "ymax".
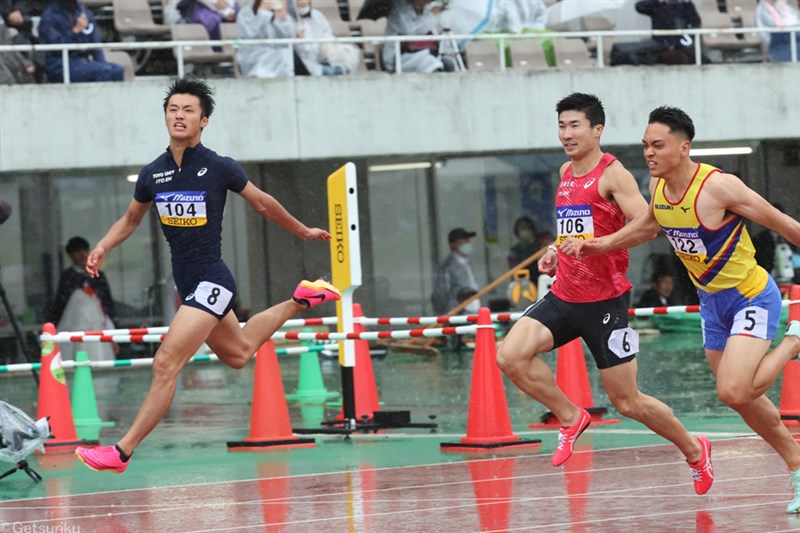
[
  {"xmin": 151, "ymin": 352, "xmax": 185, "ymax": 382},
  {"xmin": 716, "ymin": 385, "xmax": 752, "ymax": 410},
  {"xmin": 609, "ymin": 394, "xmax": 641, "ymax": 419}
]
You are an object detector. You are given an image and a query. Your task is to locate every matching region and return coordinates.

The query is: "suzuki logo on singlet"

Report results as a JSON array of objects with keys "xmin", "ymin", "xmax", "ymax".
[
  {"xmin": 197, "ymin": 168, "xmax": 208, "ymax": 176},
  {"xmin": 583, "ymin": 178, "xmax": 596, "ymax": 189},
  {"xmin": 654, "ymin": 204, "xmax": 673, "ymax": 211}
]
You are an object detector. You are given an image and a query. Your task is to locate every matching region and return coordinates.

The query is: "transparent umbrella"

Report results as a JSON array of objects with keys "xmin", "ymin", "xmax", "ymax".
[{"xmin": 546, "ymin": 0, "xmax": 628, "ymax": 29}]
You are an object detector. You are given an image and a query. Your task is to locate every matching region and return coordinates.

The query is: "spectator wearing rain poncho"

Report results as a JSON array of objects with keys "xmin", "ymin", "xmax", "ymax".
[
  {"xmin": 290, "ymin": 0, "xmax": 360, "ymax": 75},
  {"xmin": 382, "ymin": 0, "xmax": 444, "ymax": 73},
  {"xmin": 483, "ymin": 0, "xmax": 547, "ymax": 33},
  {"xmin": 236, "ymin": 0, "xmax": 295, "ymax": 77},
  {"xmin": 756, "ymin": 0, "xmax": 800, "ymax": 63}
]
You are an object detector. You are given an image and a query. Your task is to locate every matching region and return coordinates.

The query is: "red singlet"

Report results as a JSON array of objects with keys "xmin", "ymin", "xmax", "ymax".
[{"xmin": 551, "ymin": 153, "xmax": 632, "ymax": 303}]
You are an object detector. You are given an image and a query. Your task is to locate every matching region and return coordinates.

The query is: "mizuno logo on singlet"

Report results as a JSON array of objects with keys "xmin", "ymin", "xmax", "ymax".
[
  {"xmin": 681, "ymin": 207, "xmax": 691, "ymax": 213},
  {"xmin": 160, "ymin": 192, "xmax": 204, "ymax": 202},
  {"xmin": 557, "ymin": 206, "xmax": 591, "ymax": 217}
]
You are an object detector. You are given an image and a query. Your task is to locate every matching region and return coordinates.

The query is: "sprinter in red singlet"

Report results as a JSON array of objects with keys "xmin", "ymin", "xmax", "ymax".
[{"xmin": 496, "ymin": 93, "xmax": 713, "ymax": 495}]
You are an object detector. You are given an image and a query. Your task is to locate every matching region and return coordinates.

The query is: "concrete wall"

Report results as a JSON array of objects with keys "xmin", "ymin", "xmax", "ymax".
[{"xmin": 1, "ymin": 63, "xmax": 799, "ymax": 173}]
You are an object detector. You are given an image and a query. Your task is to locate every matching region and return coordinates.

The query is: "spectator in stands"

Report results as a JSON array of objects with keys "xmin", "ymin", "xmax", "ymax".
[
  {"xmin": 1, "ymin": 0, "xmax": 36, "ymax": 44},
  {"xmin": 236, "ymin": 0, "xmax": 295, "ymax": 77},
  {"xmin": 38, "ymin": 0, "xmax": 124, "ymax": 83},
  {"xmin": 0, "ymin": 21, "xmax": 35, "ymax": 83},
  {"xmin": 756, "ymin": 0, "xmax": 800, "ymax": 62},
  {"xmin": 636, "ymin": 272, "xmax": 675, "ymax": 308},
  {"xmin": 485, "ymin": 0, "xmax": 547, "ymax": 33},
  {"xmin": 635, "ymin": 0, "xmax": 702, "ymax": 64},
  {"xmin": 182, "ymin": 0, "xmax": 240, "ymax": 41},
  {"xmin": 290, "ymin": 0, "xmax": 360, "ymax": 75},
  {"xmin": 382, "ymin": 0, "xmax": 445, "ymax": 73},
  {"xmin": 431, "ymin": 227, "xmax": 481, "ymax": 315}
]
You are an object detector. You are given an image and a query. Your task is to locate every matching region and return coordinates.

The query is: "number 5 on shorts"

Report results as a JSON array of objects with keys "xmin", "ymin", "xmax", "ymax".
[{"xmin": 732, "ymin": 306, "xmax": 768, "ymax": 338}]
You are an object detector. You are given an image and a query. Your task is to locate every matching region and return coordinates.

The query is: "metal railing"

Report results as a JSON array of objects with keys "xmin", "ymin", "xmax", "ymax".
[{"xmin": 0, "ymin": 26, "xmax": 797, "ymax": 83}]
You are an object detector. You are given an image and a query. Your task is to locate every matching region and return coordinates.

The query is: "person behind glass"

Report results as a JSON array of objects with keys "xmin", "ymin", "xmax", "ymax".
[
  {"xmin": 756, "ymin": 0, "xmax": 800, "ymax": 63},
  {"xmin": 635, "ymin": 0, "xmax": 702, "ymax": 65},
  {"xmin": 236, "ymin": 0, "xmax": 295, "ymax": 78},
  {"xmin": 45, "ymin": 236, "xmax": 117, "ymax": 361},
  {"xmin": 431, "ymin": 228, "xmax": 480, "ymax": 315},
  {"xmin": 636, "ymin": 272, "xmax": 675, "ymax": 308},
  {"xmin": 290, "ymin": 0, "xmax": 360, "ymax": 76},
  {"xmin": 38, "ymin": 0, "xmax": 123, "ymax": 83},
  {"xmin": 507, "ymin": 215, "xmax": 546, "ymax": 276},
  {"xmin": 382, "ymin": 0, "xmax": 445, "ymax": 73}
]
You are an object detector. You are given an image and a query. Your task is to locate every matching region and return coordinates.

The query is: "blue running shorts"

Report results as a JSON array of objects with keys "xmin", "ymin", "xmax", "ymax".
[{"xmin": 698, "ymin": 276, "xmax": 782, "ymax": 351}]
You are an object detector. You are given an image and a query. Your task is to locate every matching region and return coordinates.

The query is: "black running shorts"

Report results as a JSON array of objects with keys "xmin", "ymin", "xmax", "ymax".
[{"xmin": 522, "ymin": 291, "xmax": 638, "ymax": 369}]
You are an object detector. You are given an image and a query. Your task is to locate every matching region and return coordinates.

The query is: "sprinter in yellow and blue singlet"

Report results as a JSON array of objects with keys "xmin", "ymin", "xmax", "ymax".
[
  {"xmin": 651, "ymin": 162, "xmax": 782, "ymax": 351},
  {"xmin": 563, "ymin": 105, "xmax": 800, "ymax": 514}
]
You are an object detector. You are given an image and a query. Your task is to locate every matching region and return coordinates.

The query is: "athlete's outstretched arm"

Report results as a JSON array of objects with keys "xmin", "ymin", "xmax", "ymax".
[
  {"xmin": 87, "ymin": 199, "xmax": 151, "ymax": 277},
  {"xmin": 562, "ymin": 176, "xmax": 661, "ymax": 259},
  {"xmin": 704, "ymin": 173, "xmax": 800, "ymax": 248},
  {"xmin": 239, "ymin": 182, "xmax": 331, "ymax": 241}
]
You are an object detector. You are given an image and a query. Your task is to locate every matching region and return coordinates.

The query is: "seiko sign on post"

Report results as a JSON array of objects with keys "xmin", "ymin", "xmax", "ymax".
[{"xmin": 327, "ymin": 163, "xmax": 361, "ymax": 426}]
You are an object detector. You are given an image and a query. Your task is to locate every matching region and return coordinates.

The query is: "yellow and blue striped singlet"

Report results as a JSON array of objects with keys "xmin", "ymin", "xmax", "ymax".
[{"xmin": 652, "ymin": 163, "xmax": 767, "ymax": 297}]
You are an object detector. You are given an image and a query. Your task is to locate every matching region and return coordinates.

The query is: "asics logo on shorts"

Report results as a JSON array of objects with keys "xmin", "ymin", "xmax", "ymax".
[{"xmin": 186, "ymin": 293, "xmax": 195, "ymax": 301}]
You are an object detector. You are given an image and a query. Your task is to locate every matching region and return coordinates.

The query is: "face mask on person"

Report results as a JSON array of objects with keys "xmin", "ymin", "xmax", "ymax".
[
  {"xmin": 518, "ymin": 229, "xmax": 535, "ymax": 242},
  {"xmin": 458, "ymin": 242, "xmax": 473, "ymax": 256},
  {"xmin": 297, "ymin": 4, "xmax": 311, "ymax": 15}
]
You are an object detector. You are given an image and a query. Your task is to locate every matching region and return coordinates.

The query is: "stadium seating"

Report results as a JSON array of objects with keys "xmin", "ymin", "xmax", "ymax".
[
  {"xmin": 553, "ymin": 38, "xmax": 593, "ymax": 69},
  {"xmin": 113, "ymin": 0, "xmax": 169, "ymax": 38},
  {"xmin": 509, "ymin": 40, "xmax": 549, "ymax": 71},
  {"xmin": 464, "ymin": 41, "xmax": 502, "ymax": 71}
]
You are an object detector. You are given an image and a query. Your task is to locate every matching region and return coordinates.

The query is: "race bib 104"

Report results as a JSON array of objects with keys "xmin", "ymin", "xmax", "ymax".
[
  {"xmin": 556, "ymin": 204, "xmax": 595, "ymax": 245},
  {"xmin": 155, "ymin": 191, "xmax": 207, "ymax": 227},
  {"xmin": 663, "ymin": 226, "xmax": 708, "ymax": 263}
]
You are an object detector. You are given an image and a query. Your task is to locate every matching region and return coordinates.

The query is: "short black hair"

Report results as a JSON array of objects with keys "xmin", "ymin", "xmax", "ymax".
[
  {"xmin": 648, "ymin": 106, "xmax": 695, "ymax": 141},
  {"xmin": 163, "ymin": 78, "xmax": 215, "ymax": 118},
  {"xmin": 513, "ymin": 216, "xmax": 537, "ymax": 238},
  {"xmin": 65, "ymin": 236, "xmax": 89, "ymax": 254},
  {"xmin": 556, "ymin": 93, "xmax": 605, "ymax": 127}
]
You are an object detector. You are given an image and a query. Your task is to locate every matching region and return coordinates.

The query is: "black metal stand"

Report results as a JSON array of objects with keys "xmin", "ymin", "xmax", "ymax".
[
  {"xmin": 293, "ymin": 412, "xmax": 438, "ymax": 437},
  {"xmin": 0, "ymin": 281, "xmax": 39, "ymax": 385},
  {"xmin": 0, "ymin": 459, "xmax": 42, "ymax": 483}
]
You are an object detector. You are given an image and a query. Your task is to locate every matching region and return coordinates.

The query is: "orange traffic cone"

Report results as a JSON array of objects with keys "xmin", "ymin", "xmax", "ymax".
[
  {"xmin": 530, "ymin": 338, "xmax": 620, "ymax": 428},
  {"xmin": 441, "ymin": 308, "xmax": 541, "ymax": 451},
  {"xmin": 37, "ymin": 323, "xmax": 100, "ymax": 451},
  {"xmin": 780, "ymin": 285, "xmax": 800, "ymax": 427},
  {"xmin": 336, "ymin": 303, "xmax": 381, "ymax": 422},
  {"xmin": 468, "ymin": 457, "xmax": 516, "ymax": 531},
  {"xmin": 227, "ymin": 341, "xmax": 316, "ymax": 450}
]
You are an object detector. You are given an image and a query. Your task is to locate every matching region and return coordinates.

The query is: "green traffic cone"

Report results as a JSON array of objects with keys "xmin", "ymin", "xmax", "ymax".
[
  {"xmin": 71, "ymin": 351, "xmax": 115, "ymax": 440},
  {"xmin": 286, "ymin": 328, "xmax": 339, "ymax": 402}
]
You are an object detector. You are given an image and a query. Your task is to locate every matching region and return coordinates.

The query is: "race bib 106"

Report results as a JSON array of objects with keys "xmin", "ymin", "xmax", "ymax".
[
  {"xmin": 155, "ymin": 191, "xmax": 207, "ymax": 227},
  {"xmin": 663, "ymin": 226, "xmax": 708, "ymax": 263},
  {"xmin": 556, "ymin": 204, "xmax": 595, "ymax": 245}
]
